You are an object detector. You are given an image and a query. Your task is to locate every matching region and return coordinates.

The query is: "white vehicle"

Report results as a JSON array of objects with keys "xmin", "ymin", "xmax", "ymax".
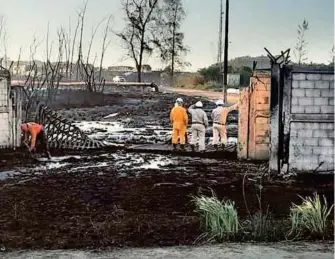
[{"xmin": 113, "ymin": 76, "xmax": 126, "ymax": 83}]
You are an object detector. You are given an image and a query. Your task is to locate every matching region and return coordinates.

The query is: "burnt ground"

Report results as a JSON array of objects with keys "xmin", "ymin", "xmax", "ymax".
[{"xmin": 0, "ymin": 90, "xmax": 334, "ymax": 250}]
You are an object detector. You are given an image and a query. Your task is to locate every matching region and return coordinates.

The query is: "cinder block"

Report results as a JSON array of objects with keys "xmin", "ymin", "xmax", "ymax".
[
  {"xmin": 314, "ymin": 129, "xmax": 328, "ymax": 138},
  {"xmin": 292, "ymin": 73, "xmax": 306, "ymax": 80},
  {"xmin": 313, "ymin": 147, "xmax": 326, "ymax": 155},
  {"xmin": 299, "ymin": 97, "xmax": 313, "ymax": 106},
  {"xmin": 321, "ymin": 74, "xmax": 334, "ymax": 81},
  {"xmin": 303, "ymin": 138, "xmax": 318, "ymax": 146},
  {"xmin": 291, "ymin": 105, "xmax": 305, "ymax": 113},
  {"xmin": 321, "ymin": 105, "xmax": 334, "ymax": 114},
  {"xmin": 315, "ymin": 81, "xmax": 330, "ymax": 89},
  {"xmin": 300, "ymin": 122, "xmax": 319, "ymax": 130},
  {"xmin": 299, "ymin": 81, "xmax": 315, "ymax": 89},
  {"xmin": 318, "ymin": 155, "xmax": 334, "ymax": 167},
  {"xmin": 298, "ymin": 130, "xmax": 313, "ymax": 137},
  {"xmin": 292, "ymin": 81, "xmax": 300, "ymax": 89},
  {"xmin": 306, "ymin": 73, "xmax": 322, "ymax": 81},
  {"xmin": 300, "ymin": 147, "xmax": 313, "ymax": 155},
  {"xmin": 292, "ymin": 89, "xmax": 305, "ymax": 97},
  {"xmin": 321, "ymin": 89, "xmax": 334, "ymax": 97},
  {"xmin": 305, "ymin": 89, "xmax": 321, "ymax": 97},
  {"xmin": 291, "ymin": 97, "xmax": 299, "ymax": 105},
  {"xmin": 330, "ymin": 80, "xmax": 334, "ymax": 89},
  {"xmin": 320, "ymin": 123, "xmax": 334, "ymax": 130},
  {"xmin": 305, "ymin": 106, "xmax": 320, "ymax": 113},
  {"xmin": 319, "ymin": 138, "xmax": 334, "ymax": 147},
  {"xmin": 314, "ymin": 147, "xmax": 334, "ymax": 156},
  {"xmin": 314, "ymin": 97, "xmax": 327, "ymax": 106},
  {"xmin": 302, "ymin": 156, "xmax": 319, "ymax": 165},
  {"xmin": 291, "ymin": 123, "xmax": 303, "ymax": 130}
]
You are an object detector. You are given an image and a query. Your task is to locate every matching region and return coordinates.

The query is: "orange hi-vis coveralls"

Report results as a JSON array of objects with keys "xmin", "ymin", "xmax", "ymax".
[
  {"xmin": 21, "ymin": 122, "xmax": 45, "ymax": 151},
  {"xmin": 170, "ymin": 105, "xmax": 188, "ymax": 145}
]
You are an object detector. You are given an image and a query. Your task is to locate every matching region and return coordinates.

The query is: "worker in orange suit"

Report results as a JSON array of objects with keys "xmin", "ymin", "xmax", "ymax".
[
  {"xmin": 170, "ymin": 98, "xmax": 188, "ymax": 151},
  {"xmin": 21, "ymin": 122, "xmax": 51, "ymax": 158}
]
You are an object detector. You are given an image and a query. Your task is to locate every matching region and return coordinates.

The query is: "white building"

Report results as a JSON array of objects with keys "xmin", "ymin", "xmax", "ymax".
[{"xmin": 0, "ymin": 69, "xmax": 22, "ymax": 148}]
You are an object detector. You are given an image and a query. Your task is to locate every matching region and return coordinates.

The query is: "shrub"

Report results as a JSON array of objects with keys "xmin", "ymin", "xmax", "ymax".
[
  {"xmin": 192, "ymin": 191, "xmax": 239, "ymax": 241},
  {"xmin": 288, "ymin": 193, "xmax": 333, "ymax": 239}
]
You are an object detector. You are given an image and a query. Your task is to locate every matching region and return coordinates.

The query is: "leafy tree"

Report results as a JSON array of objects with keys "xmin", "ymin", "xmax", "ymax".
[
  {"xmin": 294, "ymin": 19, "xmax": 309, "ymax": 65},
  {"xmin": 117, "ymin": 0, "xmax": 160, "ymax": 82},
  {"xmin": 157, "ymin": 0, "xmax": 189, "ymax": 85}
]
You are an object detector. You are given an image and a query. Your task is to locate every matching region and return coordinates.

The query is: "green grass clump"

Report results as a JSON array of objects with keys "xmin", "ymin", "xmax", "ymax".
[
  {"xmin": 289, "ymin": 193, "xmax": 333, "ymax": 239},
  {"xmin": 192, "ymin": 191, "xmax": 239, "ymax": 241}
]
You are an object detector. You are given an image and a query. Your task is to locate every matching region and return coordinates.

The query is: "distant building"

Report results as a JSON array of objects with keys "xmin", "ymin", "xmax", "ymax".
[
  {"xmin": 11, "ymin": 64, "xmax": 28, "ymax": 76},
  {"xmin": 107, "ymin": 66, "xmax": 135, "ymax": 72}
]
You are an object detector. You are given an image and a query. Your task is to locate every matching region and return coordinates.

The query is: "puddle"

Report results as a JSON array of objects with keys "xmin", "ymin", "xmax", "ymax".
[
  {"xmin": 0, "ymin": 152, "xmax": 177, "ymax": 180},
  {"xmin": 0, "ymin": 170, "xmax": 20, "ymax": 180},
  {"xmin": 73, "ymin": 121, "xmax": 171, "ymax": 144}
]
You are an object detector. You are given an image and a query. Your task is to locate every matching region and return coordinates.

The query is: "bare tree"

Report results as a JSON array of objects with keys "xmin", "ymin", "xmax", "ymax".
[
  {"xmin": 0, "ymin": 16, "xmax": 9, "ymax": 68},
  {"xmin": 99, "ymin": 15, "xmax": 113, "ymax": 81},
  {"xmin": 117, "ymin": 0, "xmax": 160, "ymax": 82},
  {"xmin": 76, "ymin": 0, "xmax": 88, "ymax": 80},
  {"xmin": 86, "ymin": 18, "xmax": 105, "ymax": 65},
  {"xmin": 70, "ymin": 15, "xmax": 80, "ymax": 79},
  {"xmin": 294, "ymin": 19, "xmax": 309, "ymax": 65},
  {"xmin": 158, "ymin": 0, "xmax": 189, "ymax": 86}
]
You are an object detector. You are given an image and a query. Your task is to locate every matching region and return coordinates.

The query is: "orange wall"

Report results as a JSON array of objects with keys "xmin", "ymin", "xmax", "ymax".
[{"xmin": 238, "ymin": 72, "xmax": 271, "ymax": 160}]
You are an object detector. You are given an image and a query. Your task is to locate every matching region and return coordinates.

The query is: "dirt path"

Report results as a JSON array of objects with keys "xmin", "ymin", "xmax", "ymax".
[
  {"xmin": 160, "ymin": 86, "xmax": 239, "ymax": 103},
  {"xmin": 2, "ymin": 242, "xmax": 333, "ymax": 259}
]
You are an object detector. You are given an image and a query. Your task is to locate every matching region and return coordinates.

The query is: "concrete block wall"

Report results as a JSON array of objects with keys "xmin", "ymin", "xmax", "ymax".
[
  {"xmin": 0, "ymin": 112, "xmax": 10, "ymax": 147},
  {"xmin": 289, "ymin": 122, "xmax": 334, "ymax": 171},
  {"xmin": 291, "ymin": 73, "xmax": 334, "ymax": 114},
  {"xmin": 0, "ymin": 80, "xmax": 8, "ymax": 106},
  {"xmin": 0, "ymin": 73, "xmax": 22, "ymax": 149},
  {"xmin": 288, "ymin": 72, "xmax": 334, "ymax": 173}
]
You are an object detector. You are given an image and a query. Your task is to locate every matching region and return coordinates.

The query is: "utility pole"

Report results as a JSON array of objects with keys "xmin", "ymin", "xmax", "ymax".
[
  {"xmin": 217, "ymin": 0, "xmax": 223, "ymax": 70},
  {"xmin": 223, "ymin": 0, "xmax": 229, "ymax": 103}
]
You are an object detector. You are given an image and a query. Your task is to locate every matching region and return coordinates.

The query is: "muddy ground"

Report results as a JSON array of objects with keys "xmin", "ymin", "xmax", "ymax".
[{"xmin": 0, "ymin": 89, "xmax": 333, "ymax": 250}]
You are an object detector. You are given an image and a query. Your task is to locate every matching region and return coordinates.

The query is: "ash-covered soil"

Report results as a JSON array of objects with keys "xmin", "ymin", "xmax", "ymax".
[{"xmin": 0, "ymin": 90, "xmax": 333, "ymax": 250}]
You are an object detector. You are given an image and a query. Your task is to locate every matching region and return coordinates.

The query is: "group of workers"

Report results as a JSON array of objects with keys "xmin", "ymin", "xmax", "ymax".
[
  {"xmin": 170, "ymin": 98, "xmax": 238, "ymax": 152},
  {"xmin": 20, "ymin": 98, "xmax": 238, "ymax": 157}
]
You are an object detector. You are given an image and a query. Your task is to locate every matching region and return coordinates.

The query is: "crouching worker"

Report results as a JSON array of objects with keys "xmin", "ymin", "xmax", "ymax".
[
  {"xmin": 21, "ymin": 122, "xmax": 51, "ymax": 159},
  {"xmin": 188, "ymin": 101, "xmax": 208, "ymax": 152},
  {"xmin": 170, "ymin": 98, "xmax": 188, "ymax": 151}
]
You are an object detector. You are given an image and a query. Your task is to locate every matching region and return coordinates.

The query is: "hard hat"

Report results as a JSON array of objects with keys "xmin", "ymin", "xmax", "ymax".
[
  {"xmin": 216, "ymin": 99, "xmax": 224, "ymax": 106},
  {"xmin": 195, "ymin": 101, "xmax": 203, "ymax": 108},
  {"xmin": 176, "ymin": 98, "xmax": 183, "ymax": 103}
]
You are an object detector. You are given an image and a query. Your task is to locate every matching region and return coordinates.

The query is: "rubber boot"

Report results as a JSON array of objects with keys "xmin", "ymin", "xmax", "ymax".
[
  {"xmin": 173, "ymin": 144, "xmax": 178, "ymax": 151},
  {"xmin": 190, "ymin": 144, "xmax": 195, "ymax": 152},
  {"xmin": 213, "ymin": 144, "xmax": 218, "ymax": 151},
  {"xmin": 180, "ymin": 144, "xmax": 185, "ymax": 151}
]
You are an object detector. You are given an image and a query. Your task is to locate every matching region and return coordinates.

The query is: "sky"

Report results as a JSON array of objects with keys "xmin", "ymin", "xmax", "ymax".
[{"xmin": 0, "ymin": 0, "xmax": 334, "ymax": 71}]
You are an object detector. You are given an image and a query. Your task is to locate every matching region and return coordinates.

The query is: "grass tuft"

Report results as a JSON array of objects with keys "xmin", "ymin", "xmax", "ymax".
[
  {"xmin": 289, "ymin": 193, "xmax": 333, "ymax": 239},
  {"xmin": 192, "ymin": 190, "xmax": 239, "ymax": 241}
]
